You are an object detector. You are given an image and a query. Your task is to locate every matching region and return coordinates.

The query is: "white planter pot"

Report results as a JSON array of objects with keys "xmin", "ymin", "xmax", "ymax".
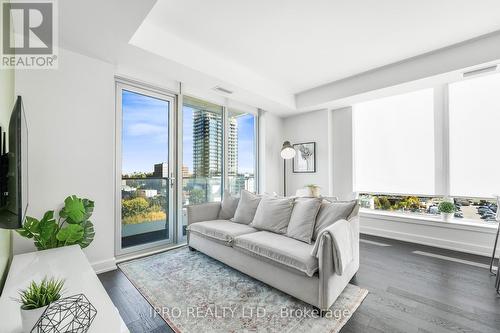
[
  {"xmin": 442, "ymin": 213, "xmax": 454, "ymax": 222},
  {"xmin": 21, "ymin": 305, "xmax": 47, "ymax": 332}
]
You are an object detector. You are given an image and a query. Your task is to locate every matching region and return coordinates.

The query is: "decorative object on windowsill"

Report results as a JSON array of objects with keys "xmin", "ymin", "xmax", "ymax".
[
  {"xmin": 14, "ymin": 277, "xmax": 65, "ymax": 333},
  {"xmin": 280, "ymin": 141, "xmax": 296, "ymax": 196},
  {"xmin": 16, "ymin": 195, "xmax": 95, "ymax": 251},
  {"xmin": 293, "ymin": 142, "xmax": 316, "ymax": 173},
  {"xmin": 305, "ymin": 184, "xmax": 321, "ymax": 198},
  {"xmin": 32, "ymin": 294, "xmax": 97, "ymax": 333},
  {"xmin": 438, "ymin": 201, "xmax": 456, "ymax": 222}
]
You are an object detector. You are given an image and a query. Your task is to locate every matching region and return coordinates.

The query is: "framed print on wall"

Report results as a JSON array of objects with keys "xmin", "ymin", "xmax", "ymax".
[{"xmin": 293, "ymin": 142, "xmax": 316, "ymax": 173}]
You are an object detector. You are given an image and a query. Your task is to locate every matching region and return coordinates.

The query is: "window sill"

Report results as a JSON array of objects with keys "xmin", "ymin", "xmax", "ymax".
[{"xmin": 360, "ymin": 208, "xmax": 499, "ymax": 233}]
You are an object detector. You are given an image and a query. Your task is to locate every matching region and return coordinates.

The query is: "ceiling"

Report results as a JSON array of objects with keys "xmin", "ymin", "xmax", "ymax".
[
  {"xmin": 60, "ymin": 0, "xmax": 500, "ymax": 115},
  {"xmin": 139, "ymin": 0, "xmax": 500, "ymax": 94}
]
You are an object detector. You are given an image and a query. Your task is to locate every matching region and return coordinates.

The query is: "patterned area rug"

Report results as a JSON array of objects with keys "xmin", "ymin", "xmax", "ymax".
[{"xmin": 119, "ymin": 247, "xmax": 368, "ymax": 333}]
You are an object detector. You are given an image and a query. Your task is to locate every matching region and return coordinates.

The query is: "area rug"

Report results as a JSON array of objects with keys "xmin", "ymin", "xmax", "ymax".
[{"xmin": 118, "ymin": 247, "xmax": 368, "ymax": 333}]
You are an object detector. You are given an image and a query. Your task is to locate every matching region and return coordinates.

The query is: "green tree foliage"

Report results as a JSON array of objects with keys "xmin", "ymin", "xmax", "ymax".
[
  {"xmin": 122, "ymin": 197, "xmax": 149, "ymax": 218},
  {"xmin": 189, "ymin": 188, "xmax": 205, "ymax": 205}
]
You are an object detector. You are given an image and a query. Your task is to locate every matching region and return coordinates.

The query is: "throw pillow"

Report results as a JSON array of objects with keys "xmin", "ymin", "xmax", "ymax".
[
  {"xmin": 312, "ymin": 200, "xmax": 358, "ymax": 240},
  {"xmin": 231, "ymin": 190, "xmax": 262, "ymax": 224},
  {"xmin": 218, "ymin": 192, "xmax": 240, "ymax": 219},
  {"xmin": 250, "ymin": 196, "xmax": 294, "ymax": 234},
  {"xmin": 286, "ymin": 197, "xmax": 322, "ymax": 243}
]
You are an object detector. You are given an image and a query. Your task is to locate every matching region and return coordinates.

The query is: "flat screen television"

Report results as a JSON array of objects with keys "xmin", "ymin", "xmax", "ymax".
[{"xmin": 0, "ymin": 96, "xmax": 28, "ymax": 229}]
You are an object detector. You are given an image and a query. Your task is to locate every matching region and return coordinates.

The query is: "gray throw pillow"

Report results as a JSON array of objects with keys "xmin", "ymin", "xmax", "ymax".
[
  {"xmin": 312, "ymin": 200, "xmax": 358, "ymax": 240},
  {"xmin": 218, "ymin": 192, "xmax": 240, "ymax": 219},
  {"xmin": 286, "ymin": 198, "xmax": 322, "ymax": 244},
  {"xmin": 231, "ymin": 190, "xmax": 261, "ymax": 224},
  {"xmin": 250, "ymin": 197, "xmax": 294, "ymax": 234}
]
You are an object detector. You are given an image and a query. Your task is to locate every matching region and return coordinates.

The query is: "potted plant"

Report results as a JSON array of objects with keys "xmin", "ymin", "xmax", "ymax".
[
  {"xmin": 438, "ymin": 201, "xmax": 456, "ymax": 222},
  {"xmin": 16, "ymin": 195, "xmax": 95, "ymax": 250},
  {"xmin": 305, "ymin": 184, "xmax": 321, "ymax": 198},
  {"xmin": 15, "ymin": 277, "xmax": 65, "ymax": 332}
]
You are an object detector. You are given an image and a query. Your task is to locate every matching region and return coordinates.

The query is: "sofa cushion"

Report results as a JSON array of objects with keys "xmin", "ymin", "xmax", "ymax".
[
  {"xmin": 218, "ymin": 192, "xmax": 240, "ymax": 219},
  {"xmin": 188, "ymin": 220, "xmax": 257, "ymax": 245},
  {"xmin": 286, "ymin": 197, "xmax": 322, "ymax": 244},
  {"xmin": 250, "ymin": 197, "xmax": 294, "ymax": 234},
  {"xmin": 231, "ymin": 190, "xmax": 261, "ymax": 224},
  {"xmin": 233, "ymin": 231, "xmax": 318, "ymax": 277},
  {"xmin": 312, "ymin": 200, "xmax": 358, "ymax": 241}
]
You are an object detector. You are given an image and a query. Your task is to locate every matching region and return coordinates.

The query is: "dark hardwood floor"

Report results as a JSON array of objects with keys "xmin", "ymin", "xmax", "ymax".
[{"xmin": 99, "ymin": 235, "xmax": 500, "ymax": 333}]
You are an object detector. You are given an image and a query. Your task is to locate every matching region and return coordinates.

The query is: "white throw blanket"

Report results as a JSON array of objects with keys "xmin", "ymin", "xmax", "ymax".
[{"xmin": 311, "ymin": 219, "xmax": 353, "ymax": 275}]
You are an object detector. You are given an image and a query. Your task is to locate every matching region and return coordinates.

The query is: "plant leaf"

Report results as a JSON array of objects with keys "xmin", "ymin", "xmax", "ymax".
[
  {"xmin": 56, "ymin": 224, "xmax": 84, "ymax": 244},
  {"xmin": 78, "ymin": 220, "xmax": 95, "ymax": 248},
  {"xmin": 16, "ymin": 216, "xmax": 40, "ymax": 239},
  {"xmin": 38, "ymin": 211, "xmax": 58, "ymax": 250},
  {"xmin": 60, "ymin": 195, "xmax": 85, "ymax": 223},
  {"xmin": 82, "ymin": 199, "xmax": 94, "ymax": 221}
]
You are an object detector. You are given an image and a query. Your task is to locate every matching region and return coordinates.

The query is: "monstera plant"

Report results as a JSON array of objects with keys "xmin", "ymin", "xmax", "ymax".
[{"xmin": 17, "ymin": 195, "xmax": 95, "ymax": 250}]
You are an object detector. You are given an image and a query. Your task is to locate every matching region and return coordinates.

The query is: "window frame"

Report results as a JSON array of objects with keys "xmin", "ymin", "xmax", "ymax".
[{"xmin": 115, "ymin": 77, "xmax": 178, "ymax": 256}]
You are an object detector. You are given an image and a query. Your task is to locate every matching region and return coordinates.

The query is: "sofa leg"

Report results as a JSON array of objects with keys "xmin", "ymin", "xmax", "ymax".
[{"xmin": 188, "ymin": 246, "xmax": 196, "ymax": 252}]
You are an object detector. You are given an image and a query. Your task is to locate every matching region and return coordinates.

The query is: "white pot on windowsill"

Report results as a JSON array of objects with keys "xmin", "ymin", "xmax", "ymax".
[
  {"xmin": 441, "ymin": 213, "xmax": 454, "ymax": 222},
  {"xmin": 20, "ymin": 305, "xmax": 47, "ymax": 332}
]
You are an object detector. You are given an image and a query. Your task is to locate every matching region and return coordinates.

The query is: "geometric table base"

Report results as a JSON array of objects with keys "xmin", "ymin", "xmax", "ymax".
[{"xmin": 31, "ymin": 294, "xmax": 97, "ymax": 333}]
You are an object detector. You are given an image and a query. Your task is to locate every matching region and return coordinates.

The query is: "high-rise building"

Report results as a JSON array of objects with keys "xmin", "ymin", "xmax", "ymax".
[
  {"xmin": 193, "ymin": 110, "xmax": 238, "ymax": 177},
  {"xmin": 228, "ymin": 116, "xmax": 238, "ymax": 176}
]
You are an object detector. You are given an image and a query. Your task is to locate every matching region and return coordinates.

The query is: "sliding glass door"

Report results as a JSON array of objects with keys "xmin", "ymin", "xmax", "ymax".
[{"xmin": 116, "ymin": 81, "xmax": 176, "ymax": 254}]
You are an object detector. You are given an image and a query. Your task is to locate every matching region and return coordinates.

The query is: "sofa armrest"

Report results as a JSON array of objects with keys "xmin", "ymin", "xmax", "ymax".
[
  {"xmin": 186, "ymin": 202, "xmax": 221, "ymax": 225},
  {"xmin": 317, "ymin": 215, "xmax": 360, "ymax": 309}
]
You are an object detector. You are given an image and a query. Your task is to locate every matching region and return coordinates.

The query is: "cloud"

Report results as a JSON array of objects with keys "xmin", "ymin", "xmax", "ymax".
[{"xmin": 127, "ymin": 123, "xmax": 165, "ymax": 136}]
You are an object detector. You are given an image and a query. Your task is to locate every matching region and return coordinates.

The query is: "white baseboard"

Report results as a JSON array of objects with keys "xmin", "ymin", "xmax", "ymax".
[
  {"xmin": 91, "ymin": 257, "xmax": 117, "ymax": 274},
  {"xmin": 361, "ymin": 225, "xmax": 494, "ymax": 257}
]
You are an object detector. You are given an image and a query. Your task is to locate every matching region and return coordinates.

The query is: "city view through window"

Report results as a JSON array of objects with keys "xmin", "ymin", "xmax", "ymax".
[
  {"xmin": 359, "ymin": 194, "xmax": 497, "ymax": 222},
  {"xmin": 182, "ymin": 97, "xmax": 256, "ymax": 235},
  {"xmin": 121, "ymin": 89, "xmax": 171, "ymax": 248},
  {"xmin": 120, "ymin": 91, "xmax": 257, "ymax": 248}
]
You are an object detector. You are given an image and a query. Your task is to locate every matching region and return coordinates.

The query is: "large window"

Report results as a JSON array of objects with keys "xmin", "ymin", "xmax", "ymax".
[
  {"xmin": 227, "ymin": 109, "xmax": 257, "ymax": 195},
  {"xmin": 182, "ymin": 96, "xmax": 223, "ymax": 208},
  {"xmin": 354, "ymin": 89, "xmax": 435, "ymax": 195},
  {"xmin": 354, "ymin": 72, "xmax": 500, "ymax": 224},
  {"xmin": 449, "ymin": 73, "xmax": 500, "ymax": 198}
]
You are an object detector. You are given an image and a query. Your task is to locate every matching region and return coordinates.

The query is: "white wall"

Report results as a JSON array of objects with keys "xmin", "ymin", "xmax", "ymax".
[
  {"xmin": 14, "ymin": 48, "xmax": 116, "ymax": 272},
  {"xmin": 283, "ymin": 110, "xmax": 330, "ymax": 196},
  {"xmin": 258, "ymin": 111, "xmax": 284, "ymax": 195},
  {"xmin": 331, "ymin": 107, "xmax": 354, "ymax": 200}
]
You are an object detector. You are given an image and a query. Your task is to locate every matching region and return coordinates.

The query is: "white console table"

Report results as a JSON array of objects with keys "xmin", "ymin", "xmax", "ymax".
[{"xmin": 0, "ymin": 245, "xmax": 128, "ymax": 333}]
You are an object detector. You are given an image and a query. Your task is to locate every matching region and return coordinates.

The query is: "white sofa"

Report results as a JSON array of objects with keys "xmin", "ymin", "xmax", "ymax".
[{"xmin": 186, "ymin": 201, "xmax": 359, "ymax": 312}]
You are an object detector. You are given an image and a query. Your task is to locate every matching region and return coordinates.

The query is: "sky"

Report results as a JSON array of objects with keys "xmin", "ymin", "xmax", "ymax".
[{"xmin": 122, "ymin": 90, "xmax": 255, "ymax": 175}]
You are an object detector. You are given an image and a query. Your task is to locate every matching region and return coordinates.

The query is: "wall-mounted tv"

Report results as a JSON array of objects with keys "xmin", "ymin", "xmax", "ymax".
[{"xmin": 0, "ymin": 96, "xmax": 28, "ymax": 229}]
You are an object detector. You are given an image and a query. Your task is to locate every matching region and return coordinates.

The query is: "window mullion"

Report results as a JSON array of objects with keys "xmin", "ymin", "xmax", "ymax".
[{"xmin": 433, "ymin": 84, "xmax": 450, "ymax": 197}]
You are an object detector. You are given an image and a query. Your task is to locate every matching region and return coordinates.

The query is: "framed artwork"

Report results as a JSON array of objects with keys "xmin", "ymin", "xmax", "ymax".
[{"xmin": 293, "ymin": 142, "xmax": 316, "ymax": 173}]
